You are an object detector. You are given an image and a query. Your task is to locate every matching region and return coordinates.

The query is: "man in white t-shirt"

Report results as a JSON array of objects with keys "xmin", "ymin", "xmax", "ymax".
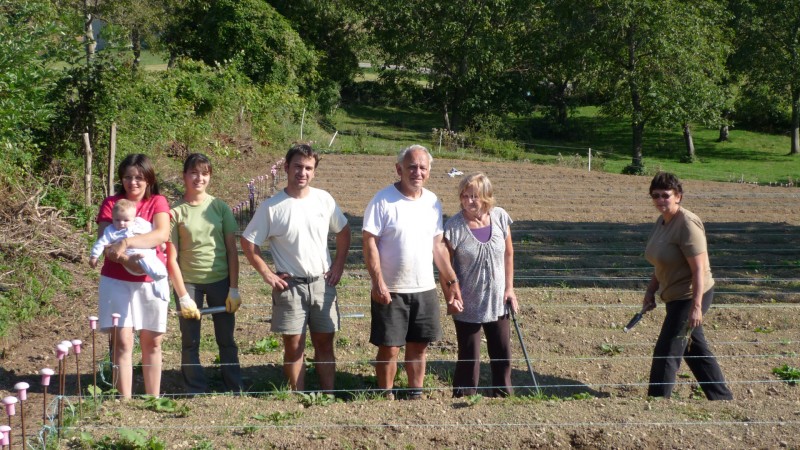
[
  {"xmin": 363, "ymin": 144, "xmax": 463, "ymax": 400},
  {"xmin": 241, "ymin": 143, "xmax": 351, "ymax": 393}
]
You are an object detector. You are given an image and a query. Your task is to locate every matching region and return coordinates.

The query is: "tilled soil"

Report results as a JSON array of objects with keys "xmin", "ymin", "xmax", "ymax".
[{"xmin": 2, "ymin": 153, "xmax": 800, "ymax": 449}]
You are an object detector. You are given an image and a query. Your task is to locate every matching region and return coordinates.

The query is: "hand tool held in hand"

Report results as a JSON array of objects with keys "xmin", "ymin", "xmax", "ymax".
[
  {"xmin": 623, "ymin": 310, "xmax": 645, "ymax": 333},
  {"xmin": 507, "ymin": 301, "xmax": 541, "ymax": 395},
  {"xmin": 199, "ymin": 306, "xmax": 228, "ymax": 315}
]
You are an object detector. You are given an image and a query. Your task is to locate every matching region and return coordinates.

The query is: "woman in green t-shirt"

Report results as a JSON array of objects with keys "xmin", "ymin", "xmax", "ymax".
[{"xmin": 167, "ymin": 153, "xmax": 243, "ymax": 394}]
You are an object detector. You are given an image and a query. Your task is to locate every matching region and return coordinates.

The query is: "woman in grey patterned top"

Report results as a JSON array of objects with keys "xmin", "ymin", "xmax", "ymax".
[{"xmin": 443, "ymin": 173, "xmax": 518, "ymax": 397}]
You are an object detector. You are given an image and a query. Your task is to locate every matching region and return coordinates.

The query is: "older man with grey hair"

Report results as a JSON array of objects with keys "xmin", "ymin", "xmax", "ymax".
[{"xmin": 362, "ymin": 144, "xmax": 463, "ymax": 400}]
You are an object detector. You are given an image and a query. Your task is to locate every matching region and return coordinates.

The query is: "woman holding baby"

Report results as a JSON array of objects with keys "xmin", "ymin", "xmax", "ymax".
[{"xmin": 94, "ymin": 153, "xmax": 170, "ymax": 399}]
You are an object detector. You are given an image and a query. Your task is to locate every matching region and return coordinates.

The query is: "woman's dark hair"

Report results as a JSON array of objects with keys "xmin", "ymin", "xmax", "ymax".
[
  {"xmin": 284, "ymin": 142, "xmax": 320, "ymax": 168},
  {"xmin": 116, "ymin": 154, "xmax": 159, "ymax": 198},
  {"xmin": 183, "ymin": 153, "xmax": 213, "ymax": 175},
  {"xmin": 649, "ymin": 172, "xmax": 683, "ymax": 195}
]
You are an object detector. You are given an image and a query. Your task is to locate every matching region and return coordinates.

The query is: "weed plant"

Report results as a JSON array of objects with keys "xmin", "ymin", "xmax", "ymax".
[{"xmin": 773, "ymin": 364, "xmax": 800, "ymax": 385}]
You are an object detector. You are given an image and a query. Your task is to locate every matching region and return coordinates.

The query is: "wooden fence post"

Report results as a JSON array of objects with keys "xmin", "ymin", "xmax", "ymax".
[
  {"xmin": 83, "ymin": 132, "xmax": 92, "ymax": 231},
  {"xmin": 108, "ymin": 122, "xmax": 116, "ymax": 196}
]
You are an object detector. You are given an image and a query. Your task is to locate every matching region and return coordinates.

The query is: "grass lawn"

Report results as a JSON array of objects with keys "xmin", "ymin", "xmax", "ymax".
[{"xmin": 317, "ymin": 103, "xmax": 800, "ymax": 185}]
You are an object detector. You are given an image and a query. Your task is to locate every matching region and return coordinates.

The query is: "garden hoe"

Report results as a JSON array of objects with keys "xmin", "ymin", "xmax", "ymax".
[{"xmin": 507, "ymin": 301, "xmax": 541, "ymax": 395}]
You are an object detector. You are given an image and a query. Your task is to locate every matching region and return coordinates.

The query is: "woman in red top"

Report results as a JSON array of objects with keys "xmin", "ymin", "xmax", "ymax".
[{"xmin": 95, "ymin": 154, "xmax": 170, "ymax": 399}]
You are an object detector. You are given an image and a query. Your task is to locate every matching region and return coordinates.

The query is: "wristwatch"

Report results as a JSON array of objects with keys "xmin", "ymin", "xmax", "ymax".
[{"xmin": 446, "ymin": 279, "xmax": 458, "ymax": 287}]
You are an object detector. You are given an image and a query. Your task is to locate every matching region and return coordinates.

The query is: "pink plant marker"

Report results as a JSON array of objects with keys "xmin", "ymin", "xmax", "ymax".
[
  {"xmin": 2, "ymin": 396, "xmax": 16, "ymax": 448},
  {"xmin": 89, "ymin": 316, "xmax": 99, "ymax": 407},
  {"xmin": 111, "ymin": 313, "xmax": 121, "ymax": 394},
  {"xmin": 40, "ymin": 368, "xmax": 54, "ymax": 387},
  {"xmin": 0, "ymin": 425, "xmax": 10, "ymax": 447},
  {"xmin": 56, "ymin": 343, "xmax": 69, "ymax": 439},
  {"xmin": 13, "ymin": 383, "xmax": 29, "ymax": 450},
  {"xmin": 40, "ymin": 368, "xmax": 54, "ymax": 425},
  {"xmin": 2, "ymin": 396, "xmax": 17, "ymax": 417},
  {"xmin": 13, "ymin": 384, "xmax": 28, "ymax": 402}
]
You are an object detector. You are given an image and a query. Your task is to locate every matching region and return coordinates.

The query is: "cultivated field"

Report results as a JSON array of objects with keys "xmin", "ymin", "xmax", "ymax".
[{"xmin": 2, "ymin": 153, "xmax": 800, "ymax": 448}]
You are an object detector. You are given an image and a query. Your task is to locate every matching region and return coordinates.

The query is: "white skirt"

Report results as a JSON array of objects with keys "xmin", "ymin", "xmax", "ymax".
[{"xmin": 98, "ymin": 275, "xmax": 168, "ymax": 333}]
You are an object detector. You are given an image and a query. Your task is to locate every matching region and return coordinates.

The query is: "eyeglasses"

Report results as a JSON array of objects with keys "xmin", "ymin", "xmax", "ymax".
[
  {"xmin": 650, "ymin": 192, "xmax": 673, "ymax": 200},
  {"xmin": 460, "ymin": 194, "xmax": 480, "ymax": 201},
  {"xmin": 123, "ymin": 176, "xmax": 146, "ymax": 183}
]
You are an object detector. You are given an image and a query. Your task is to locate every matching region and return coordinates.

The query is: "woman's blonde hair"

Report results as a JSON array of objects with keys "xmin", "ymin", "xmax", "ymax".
[{"xmin": 458, "ymin": 172, "xmax": 495, "ymax": 215}]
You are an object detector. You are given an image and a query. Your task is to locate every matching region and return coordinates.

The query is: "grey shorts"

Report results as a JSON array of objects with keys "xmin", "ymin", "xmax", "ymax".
[
  {"xmin": 271, "ymin": 277, "xmax": 339, "ymax": 335},
  {"xmin": 369, "ymin": 289, "xmax": 441, "ymax": 347}
]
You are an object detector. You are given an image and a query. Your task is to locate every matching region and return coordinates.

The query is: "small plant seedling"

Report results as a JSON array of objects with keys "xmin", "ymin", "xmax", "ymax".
[
  {"xmin": 299, "ymin": 392, "xmax": 338, "ymax": 407},
  {"xmin": 599, "ymin": 343, "xmax": 623, "ymax": 356},
  {"xmin": 689, "ymin": 385, "xmax": 704, "ymax": 400},
  {"xmin": 141, "ymin": 395, "xmax": 190, "ymax": 416},
  {"xmin": 571, "ymin": 392, "xmax": 594, "ymax": 400},
  {"xmin": 253, "ymin": 411, "xmax": 302, "ymax": 425},
  {"xmin": 248, "ymin": 336, "xmax": 281, "ymax": 354},
  {"xmin": 466, "ymin": 394, "xmax": 483, "ymax": 406},
  {"xmin": 754, "ymin": 326, "xmax": 774, "ymax": 333},
  {"xmin": 772, "ymin": 364, "xmax": 800, "ymax": 385}
]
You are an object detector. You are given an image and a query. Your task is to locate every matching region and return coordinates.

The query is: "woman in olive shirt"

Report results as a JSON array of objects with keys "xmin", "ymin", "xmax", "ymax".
[{"xmin": 642, "ymin": 172, "xmax": 732, "ymax": 400}]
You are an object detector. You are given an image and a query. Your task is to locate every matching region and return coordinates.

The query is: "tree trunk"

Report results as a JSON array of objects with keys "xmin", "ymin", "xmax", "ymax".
[
  {"xmin": 450, "ymin": 55, "xmax": 469, "ymax": 131},
  {"xmin": 131, "ymin": 27, "xmax": 142, "ymax": 70},
  {"xmin": 552, "ymin": 81, "xmax": 569, "ymax": 129},
  {"xmin": 683, "ymin": 123, "xmax": 696, "ymax": 161},
  {"xmin": 791, "ymin": 85, "xmax": 799, "ymax": 155},
  {"xmin": 717, "ymin": 124, "xmax": 729, "ymax": 142},
  {"xmin": 83, "ymin": 0, "xmax": 95, "ymax": 65},
  {"xmin": 631, "ymin": 120, "xmax": 644, "ymax": 169},
  {"xmin": 626, "ymin": 24, "xmax": 644, "ymax": 172}
]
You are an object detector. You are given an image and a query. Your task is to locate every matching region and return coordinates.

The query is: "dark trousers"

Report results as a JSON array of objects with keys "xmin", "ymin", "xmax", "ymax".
[
  {"xmin": 648, "ymin": 288, "xmax": 733, "ymax": 400},
  {"xmin": 453, "ymin": 317, "xmax": 513, "ymax": 397},
  {"xmin": 179, "ymin": 278, "xmax": 243, "ymax": 394}
]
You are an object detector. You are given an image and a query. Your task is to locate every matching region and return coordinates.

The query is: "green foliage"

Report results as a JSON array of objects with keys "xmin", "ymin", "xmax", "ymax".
[
  {"xmin": 81, "ymin": 428, "xmax": 166, "ymax": 450},
  {"xmin": 731, "ymin": 0, "xmax": 800, "ymax": 150},
  {"xmin": 733, "ymin": 83, "xmax": 791, "ymax": 132},
  {"xmin": 599, "ymin": 343, "xmax": 624, "ymax": 356},
  {"xmin": 0, "ymin": 0, "xmax": 77, "ymax": 181},
  {"xmin": 465, "ymin": 394, "xmax": 483, "ymax": 406},
  {"xmin": 356, "ymin": 0, "xmax": 541, "ymax": 130},
  {"xmin": 39, "ymin": 186, "xmax": 94, "ymax": 229},
  {"xmin": 247, "ymin": 336, "xmax": 282, "ymax": 355},
  {"xmin": 571, "ymin": 392, "xmax": 594, "ymax": 400},
  {"xmin": 299, "ymin": 392, "xmax": 338, "ymax": 407},
  {"xmin": 595, "ymin": 0, "xmax": 731, "ymax": 168},
  {"xmin": 689, "ymin": 385, "xmax": 705, "ymax": 400},
  {"xmin": 252, "ymin": 410, "xmax": 302, "ymax": 425},
  {"xmin": 141, "ymin": 395, "xmax": 189, "ymax": 416},
  {"xmin": 753, "ymin": 326, "xmax": 774, "ymax": 333},
  {"xmin": 171, "ymin": 0, "xmax": 317, "ymax": 89},
  {"xmin": 773, "ymin": 364, "xmax": 800, "ymax": 385},
  {"xmin": 0, "ymin": 255, "xmax": 69, "ymax": 336}
]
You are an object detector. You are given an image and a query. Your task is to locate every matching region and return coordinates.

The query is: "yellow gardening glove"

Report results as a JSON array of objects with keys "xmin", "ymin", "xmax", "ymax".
[
  {"xmin": 178, "ymin": 294, "xmax": 201, "ymax": 320},
  {"xmin": 226, "ymin": 287, "xmax": 241, "ymax": 313}
]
